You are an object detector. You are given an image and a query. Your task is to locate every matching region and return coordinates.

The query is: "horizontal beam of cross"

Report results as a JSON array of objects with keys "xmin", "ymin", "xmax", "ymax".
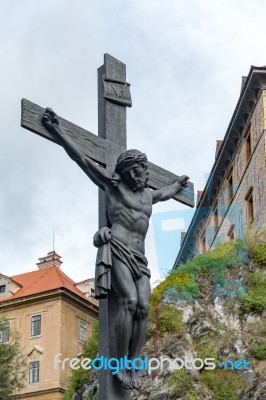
[{"xmin": 21, "ymin": 98, "xmax": 194, "ymax": 207}]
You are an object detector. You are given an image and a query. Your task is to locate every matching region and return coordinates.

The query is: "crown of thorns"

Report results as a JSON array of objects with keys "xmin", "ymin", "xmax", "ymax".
[{"xmin": 115, "ymin": 150, "xmax": 147, "ymax": 174}]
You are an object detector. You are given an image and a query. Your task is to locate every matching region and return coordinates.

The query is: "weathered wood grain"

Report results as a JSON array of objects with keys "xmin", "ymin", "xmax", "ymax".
[
  {"xmin": 148, "ymin": 161, "xmax": 194, "ymax": 206},
  {"xmin": 21, "ymin": 98, "xmax": 107, "ymax": 166},
  {"xmin": 21, "ymin": 98, "xmax": 194, "ymax": 206}
]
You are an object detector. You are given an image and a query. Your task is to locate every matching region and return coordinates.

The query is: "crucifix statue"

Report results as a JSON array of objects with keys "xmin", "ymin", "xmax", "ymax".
[{"xmin": 21, "ymin": 54, "xmax": 194, "ymax": 399}]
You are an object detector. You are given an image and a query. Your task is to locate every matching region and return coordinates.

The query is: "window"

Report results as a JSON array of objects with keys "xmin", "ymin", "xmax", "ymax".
[
  {"xmin": 91, "ymin": 288, "xmax": 95, "ymax": 297},
  {"xmin": 200, "ymin": 231, "xmax": 206, "ymax": 254},
  {"xmin": 245, "ymin": 187, "xmax": 254, "ymax": 224},
  {"xmin": 227, "ymin": 169, "xmax": 233, "ymax": 203},
  {"xmin": 31, "ymin": 315, "xmax": 41, "ymax": 336},
  {"xmin": 0, "ymin": 322, "xmax": 10, "ymax": 343},
  {"xmin": 227, "ymin": 225, "xmax": 235, "ymax": 241},
  {"xmin": 0, "ymin": 285, "xmax": 6, "ymax": 293},
  {"xmin": 246, "ymin": 131, "xmax": 251, "ymax": 162},
  {"xmin": 213, "ymin": 202, "xmax": 219, "ymax": 232},
  {"xmin": 79, "ymin": 321, "xmax": 87, "ymax": 342},
  {"xmin": 29, "ymin": 361, "xmax": 39, "ymax": 383}
]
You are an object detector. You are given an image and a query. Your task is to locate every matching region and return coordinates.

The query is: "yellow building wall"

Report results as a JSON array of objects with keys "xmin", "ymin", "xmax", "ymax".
[
  {"xmin": 1, "ymin": 292, "xmax": 98, "ymax": 400},
  {"xmin": 60, "ymin": 298, "xmax": 96, "ymax": 386}
]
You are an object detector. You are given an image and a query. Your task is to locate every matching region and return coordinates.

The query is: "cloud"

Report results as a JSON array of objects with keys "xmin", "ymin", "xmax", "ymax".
[{"xmin": 1, "ymin": 0, "xmax": 266, "ymax": 283}]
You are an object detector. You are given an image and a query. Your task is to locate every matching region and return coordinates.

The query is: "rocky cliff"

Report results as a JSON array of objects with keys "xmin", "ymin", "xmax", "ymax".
[
  {"xmin": 65, "ymin": 239, "xmax": 266, "ymax": 400},
  {"xmin": 132, "ymin": 240, "xmax": 266, "ymax": 400}
]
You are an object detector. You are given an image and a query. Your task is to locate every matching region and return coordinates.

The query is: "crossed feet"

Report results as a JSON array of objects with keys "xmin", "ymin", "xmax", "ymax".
[{"xmin": 116, "ymin": 368, "xmax": 141, "ymax": 390}]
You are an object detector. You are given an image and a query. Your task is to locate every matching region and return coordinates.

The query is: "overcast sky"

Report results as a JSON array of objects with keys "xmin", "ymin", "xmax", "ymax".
[{"xmin": 1, "ymin": 0, "xmax": 266, "ymax": 284}]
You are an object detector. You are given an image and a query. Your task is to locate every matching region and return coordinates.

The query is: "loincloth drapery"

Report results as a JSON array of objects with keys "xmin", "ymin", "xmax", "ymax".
[{"xmin": 93, "ymin": 227, "xmax": 151, "ymax": 299}]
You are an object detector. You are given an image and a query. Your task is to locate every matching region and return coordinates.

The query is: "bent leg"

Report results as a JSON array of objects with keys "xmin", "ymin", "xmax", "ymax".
[
  {"xmin": 128, "ymin": 274, "xmax": 151, "ymax": 360},
  {"xmin": 111, "ymin": 255, "xmax": 137, "ymax": 360}
]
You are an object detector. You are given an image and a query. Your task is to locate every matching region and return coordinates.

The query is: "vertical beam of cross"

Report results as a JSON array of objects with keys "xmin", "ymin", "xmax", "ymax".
[
  {"xmin": 97, "ymin": 54, "xmax": 131, "ymax": 400},
  {"xmin": 20, "ymin": 53, "xmax": 194, "ymax": 399}
]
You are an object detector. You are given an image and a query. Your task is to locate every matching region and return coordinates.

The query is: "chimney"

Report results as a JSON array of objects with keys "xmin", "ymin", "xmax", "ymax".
[
  {"xmin": 215, "ymin": 140, "xmax": 223, "ymax": 159},
  {"xmin": 36, "ymin": 251, "xmax": 62, "ymax": 269}
]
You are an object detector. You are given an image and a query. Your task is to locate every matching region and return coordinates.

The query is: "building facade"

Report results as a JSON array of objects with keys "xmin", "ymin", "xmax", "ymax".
[
  {"xmin": 175, "ymin": 66, "xmax": 266, "ymax": 266},
  {"xmin": 0, "ymin": 251, "xmax": 98, "ymax": 400}
]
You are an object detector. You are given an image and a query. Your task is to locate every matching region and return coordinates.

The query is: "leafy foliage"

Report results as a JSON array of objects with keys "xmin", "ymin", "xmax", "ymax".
[
  {"xmin": 239, "ymin": 271, "xmax": 266, "ymax": 314},
  {"xmin": 184, "ymin": 394, "xmax": 200, "ymax": 400},
  {"xmin": 0, "ymin": 317, "xmax": 27, "ymax": 399},
  {"xmin": 251, "ymin": 242, "xmax": 266, "ymax": 265},
  {"xmin": 177, "ymin": 240, "xmax": 247, "ymax": 276},
  {"xmin": 150, "ymin": 271, "xmax": 199, "ymax": 308},
  {"xmin": 200, "ymin": 370, "xmax": 244, "ymax": 400},
  {"xmin": 245, "ymin": 227, "xmax": 266, "ymax": 266},
  {"xmin": 260, "ymin": 319, "xmax": 266, "ymax": 336},
  {"xmin": 251, "ymin": 341, "xmax": 266, "ymax": 360},
  {"xmin": 150, "ymin": 241, "xmax": 247, "ymax": 307},
  {"xmin": 149, "ymin": 304, "xmax": 185, "ymax": 336},
  {"xmin": 194, "ymin": 335, "xmax": 219, "ymax": 361},
  {"xmin": 166, "ymin": 369, "xmax": 193, "ymax": 397},
  {"xmin": 144, "ymin": 321, "xmax": 155, "ymax": 342}
]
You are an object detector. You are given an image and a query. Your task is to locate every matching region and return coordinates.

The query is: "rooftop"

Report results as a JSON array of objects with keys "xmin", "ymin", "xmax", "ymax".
[
  {"xmin": 0, "ymin": 251, "xmax": 97, "ymax": 307},
  {"xmin": 174, "ymin": 65, "xmax": 266, "ymax": 266}
]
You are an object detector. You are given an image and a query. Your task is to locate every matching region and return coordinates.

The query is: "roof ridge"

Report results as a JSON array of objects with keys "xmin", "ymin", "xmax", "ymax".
[
  {"xmin": 54, "ymin": 265, "xmax": 66, "ymax": 287},
  {"xmin": 2, "ymin": 266, "xmax": 95, "ymax": 305},
  {"xmin": 54, "ymin": 267, "xmax": 85, "ymax": 297}
]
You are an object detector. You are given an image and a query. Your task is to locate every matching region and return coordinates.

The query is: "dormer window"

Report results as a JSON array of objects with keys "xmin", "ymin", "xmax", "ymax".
[
  {"xmin": 0, "ymin": 275, "xmax": 21, "ymax": 299},
  {"xmin": 0, "ymin": 285, "xmax": 6, "ymax": 293}
]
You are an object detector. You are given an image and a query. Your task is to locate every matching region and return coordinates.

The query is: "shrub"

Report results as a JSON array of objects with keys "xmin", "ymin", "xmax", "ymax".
[
  {"xmin": 194, "ymin": 336, "xmax": 219, "ymax": 361},
  {"xmin": 150, "ymin": 271, "xmax": 199, "ymax": 308},
  {"xmin": 184, "ymin": 393, "xmax": 199, "ymax": 400},
  {"xmin": 251, "ymin": 341, "xmax": 266, "ymax": 360},
  {"xmin": 177, "ymin": 240, "xmax": 247, "ymax": 276},
  {"xmin": 260, "ymin": 319, "xmax": 266, "ymax": 336},
  {"xmin": 239, "ymin": 271, "xmax": 266, "ymax": 314},
  {"xmin": 145, "ymin": 321, "xmax": 155, "ymax": 342},
  {"xmin": 251, "ymin": 242, "xmax": 266, "ymax": 265},
  {"xmin": 0, "ymin": 317, "xmax": 27, "ymax": 399},
  {"xmin": 200, "ymin": 370, "xmax": 244, "ymax": 400},
  {"xmin": 163, "ymin": 273, "xmax": 200, "ymax": 303},
  {"xmin": 152, "ymin": 304, "xmax": 185, "ymax": 336},
  {"xmin": 246, "ymin": 227, "xmax": 266, "ymax": 265},
  {"xmin": 151, "ymin": 241, "xmax": 247, "ymax": 308},
  {"xmin": 167, "ymin": 369, "xmax": 193, "ymax": 397}
]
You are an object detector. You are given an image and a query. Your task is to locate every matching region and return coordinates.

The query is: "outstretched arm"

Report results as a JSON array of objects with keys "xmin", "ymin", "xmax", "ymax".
[
  {"xmin": 152, "ymin": 175, "xmax": 189, "ymax": 204},
  {"xmin": 42, "ymin": 108, "xmax": 109, "ymax": 191}
]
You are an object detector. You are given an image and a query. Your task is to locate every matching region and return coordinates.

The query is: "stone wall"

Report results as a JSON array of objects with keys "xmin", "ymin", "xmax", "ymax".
[{"xmin": 194, "ymin": 90, "xmax": 266, "ymax": 254}]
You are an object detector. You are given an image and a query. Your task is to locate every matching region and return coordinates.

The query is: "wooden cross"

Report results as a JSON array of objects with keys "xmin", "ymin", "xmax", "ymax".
[{"xmin": 21, "ymin": 54, "xmax": 194, "ymax": 399}]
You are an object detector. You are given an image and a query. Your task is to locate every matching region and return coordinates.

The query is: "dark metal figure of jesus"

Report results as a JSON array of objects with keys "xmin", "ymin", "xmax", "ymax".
[{"xmin": 42, "ymin": 108, "xmax": 189, "ymax": 390}]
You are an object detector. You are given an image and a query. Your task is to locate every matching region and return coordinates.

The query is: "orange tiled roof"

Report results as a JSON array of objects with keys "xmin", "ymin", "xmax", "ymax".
[{"xmin": 0, "ymin": 267, "xmax": 92, "ymax": 303}]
